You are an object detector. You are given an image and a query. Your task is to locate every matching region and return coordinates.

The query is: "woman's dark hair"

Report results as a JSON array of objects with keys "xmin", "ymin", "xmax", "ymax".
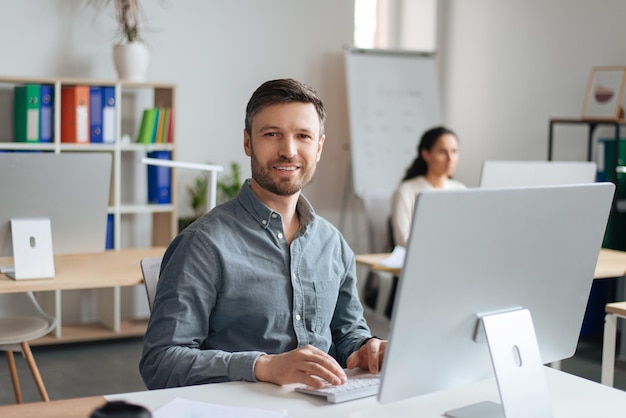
[{"xmin": 401, "ymin": 126, "xmax": 457, "ymax": 182}]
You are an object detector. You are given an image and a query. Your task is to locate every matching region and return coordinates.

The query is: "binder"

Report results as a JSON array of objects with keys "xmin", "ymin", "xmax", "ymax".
[
  {"xmin": 598, "ymin": 137, "xmax": 626, "ymax": 198},
  {"xmin": 150, "ymin": 108, "xmax": 161, "ymax": 143},
  {"xmin": 136, "ymin": 108, "xmax": 157, "ymax": 144},
  {"xmin": 13, "ymin": 84, "xmax": 41, "ymax": 142},
  {"xmin": 89, "ymin": 86, "xmax": 103, "ymax": 143},
  {"xmin": 154, "ymin": 107, "xmax": 165, "ymax": 144},
  {"xmin": 159, "ymin": 107, "xmax": 171, "ymax": 144},
  {"xmin": 166, "ymin": 107, "xmax": 174, "ymax": 143},
  {"xmin": 147, "ymin": 150, "xmax": 172, "ymax": 204},
  {"xmin": 102, "ymin": 86, "xmax": 116, "ymax": 144},
  {"xmin": 61, "ymin": 85, "xmax": 90, "ymax": 143},
  {"xmin": 39, "ymin": 84, "xmax": 54, "ymax": 143},
  {"xmin": 106, "ymin": 213, "xmax": 114, "ymax": 249}
]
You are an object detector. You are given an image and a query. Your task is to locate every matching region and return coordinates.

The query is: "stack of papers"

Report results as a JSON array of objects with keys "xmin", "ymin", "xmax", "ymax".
[
  {"xmin": 377, "ymin": 246, "xmax": 406, "ymax": 269},
  {"xmin": 153, "ymin": 398, "xmax": 290, "ymax": 418}
]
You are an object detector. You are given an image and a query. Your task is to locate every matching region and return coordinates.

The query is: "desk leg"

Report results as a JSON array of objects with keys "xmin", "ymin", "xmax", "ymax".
[
  {"xmin": 54, "ymin": 290, "xmax": 61, "ymax": 338},
  {"xmin": 98, "ymin": 286, "xmax": 121, "ymax": 333},
  {"xmin": 35, "ymin": 290, "xmax": 62, "ymax": 338},
  {"xmin": 601, "ymin": 313, "xmax": 617, "ymax": 386}
]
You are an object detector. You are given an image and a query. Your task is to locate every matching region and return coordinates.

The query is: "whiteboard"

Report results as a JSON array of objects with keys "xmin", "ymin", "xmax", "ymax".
[{"xmin": 344, "ymin": 48, "xmax": 442, "ymax": 197}]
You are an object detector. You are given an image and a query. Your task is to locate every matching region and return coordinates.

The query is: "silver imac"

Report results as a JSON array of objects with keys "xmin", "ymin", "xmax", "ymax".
[
  {"xmin": 479, "ymin": 160, "xmax": 597, "ymax": 188},
  {"xmin": 0, "ymin": 152, "xmax": 112, "ymax": 257},
  {"xmin": 378, "ymin": 183, "xmax": 614, "ymax": 417}
]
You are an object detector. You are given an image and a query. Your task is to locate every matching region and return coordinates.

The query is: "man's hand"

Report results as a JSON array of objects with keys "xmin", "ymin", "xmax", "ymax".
[
  {"xmin": 346, "ymin": 338, "xmax": 387, "ymax": 374},
  {"xmin": 254, "ymin": 344, "xmax": 347, "ymax": 388}
]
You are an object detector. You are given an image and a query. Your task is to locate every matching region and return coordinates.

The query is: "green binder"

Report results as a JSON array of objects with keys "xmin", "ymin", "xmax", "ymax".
[
  {"xmin": 599, "ymin": 137, "xmax": 626, "ymax": 198},
  {"xmin": 136, "ymin": 108, "xmax": 157, "ymax": 144},
  {"xmin": 14, "ymin": 84, "xmax": 41, "ymax": 142},
  {"xmin": 599, "ymin": 137, "xmax": 626, "ymax": 250}
]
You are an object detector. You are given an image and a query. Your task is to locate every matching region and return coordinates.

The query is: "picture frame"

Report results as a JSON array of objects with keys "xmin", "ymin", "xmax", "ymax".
[{"xmin": 582, "ymin": 66, "xmax": 626, "ymax": 121}]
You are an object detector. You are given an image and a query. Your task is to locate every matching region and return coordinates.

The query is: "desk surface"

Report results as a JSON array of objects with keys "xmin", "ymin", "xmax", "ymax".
[
  {"xmin": 1, "ymin": 368, "xmax": 626, "ymax": 417},
  {"xmin": 0, "ymin": 247, "xmax": 166, "ymax": 293},
  {"xmin": 356, "ymin": 248, "xmax": 626, "ymax": 279}
]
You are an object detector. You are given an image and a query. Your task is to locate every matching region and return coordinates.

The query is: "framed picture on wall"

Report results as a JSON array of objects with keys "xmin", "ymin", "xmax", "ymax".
[{"xmin": 582, "ymin": 66, "xmax": 626, "ymax": 121}]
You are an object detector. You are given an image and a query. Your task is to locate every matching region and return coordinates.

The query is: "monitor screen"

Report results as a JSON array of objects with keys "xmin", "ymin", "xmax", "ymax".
[
  {"xmin": 378, "ymin": 183, "xmax": 614, "ymax": 413},
  {"xmin": 0, "ymin": 152, "xmax": 112, "ymax": 257}
]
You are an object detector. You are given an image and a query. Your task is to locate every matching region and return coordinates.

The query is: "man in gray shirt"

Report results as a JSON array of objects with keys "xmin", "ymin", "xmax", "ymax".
[{"xmin": 140, "ymin": 78, "xmax": 386, "ymax": 390}]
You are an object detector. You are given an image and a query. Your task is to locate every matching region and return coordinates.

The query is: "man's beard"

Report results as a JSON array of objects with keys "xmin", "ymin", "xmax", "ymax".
[{"xmin": 250, "ymin": 150, "xmax": 315, "ymax": 197}]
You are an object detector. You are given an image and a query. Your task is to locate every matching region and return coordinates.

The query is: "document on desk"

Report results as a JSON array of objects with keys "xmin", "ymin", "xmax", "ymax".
[
  {"xmin": 152, "ymin": 397, "xmax": 291, "ymax": 418},
  {"xmin": 377, "ymin": 246, "xmax": 406, "ymax": 269}
]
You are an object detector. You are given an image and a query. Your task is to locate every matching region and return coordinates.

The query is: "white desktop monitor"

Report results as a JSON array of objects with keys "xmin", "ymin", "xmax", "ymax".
[
  {"xmin": 378, "ymin": 183, "xmax": 614, "ymax": 416},
  {"xmin": 0, "ymin": 152, "xmax": 112, "ymax": 257},
  {"xmin": 479, "ymin": 160, "xmax": 597, "ymax": 188}
]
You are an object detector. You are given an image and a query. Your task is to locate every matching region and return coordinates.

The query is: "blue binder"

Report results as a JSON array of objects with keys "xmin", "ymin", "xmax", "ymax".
[
  {"xmin": 102, "ymin": 86, "xmax": 116, "ymax": 144},
  {"xmin": 39, "ymin": 84, "xmax": 54, "ymax": 143},
  {"xmin": 89, "ymin": 86, "xmax": 103, "ymax": 143},
  {"xmin": 106, "ymin": 214, "xmax": 114, "ymax": 249},
  {"xmin": 147, "ymin": 151, "xmax": 172, "ymax": 204}
]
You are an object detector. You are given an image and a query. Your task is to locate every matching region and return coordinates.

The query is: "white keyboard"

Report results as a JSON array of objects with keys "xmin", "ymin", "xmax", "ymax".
[{"xmin": 295, "ymin": 374, "xmax": 380, "ymax": 403}]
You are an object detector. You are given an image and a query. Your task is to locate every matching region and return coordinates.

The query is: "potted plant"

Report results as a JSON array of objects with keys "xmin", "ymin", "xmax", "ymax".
[
  {"xmin": 178, "ymin": 173, "xmax": 209, "ymax": 231},
  {"xmin": 217, "ymin": 162, "xmax": 242, "ymax": 204},
  {"xmin": 178, "ymin": 162, "xmax": 242, "ymax": 232},
  {"xmin": 91, "ymin": 0, "xmax": 150, "ymax": 81}
]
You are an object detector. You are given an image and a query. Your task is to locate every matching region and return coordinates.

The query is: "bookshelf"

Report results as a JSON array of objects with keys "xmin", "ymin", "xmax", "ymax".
[{"xmin": 0, "ymin": 76, "xmax": 178, "ymax": 343}]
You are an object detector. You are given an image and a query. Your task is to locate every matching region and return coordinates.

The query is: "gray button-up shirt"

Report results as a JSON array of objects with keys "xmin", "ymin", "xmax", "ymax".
[{"xmin": 140, "ymin": 179, "xmax": 372, "ymax": 389}]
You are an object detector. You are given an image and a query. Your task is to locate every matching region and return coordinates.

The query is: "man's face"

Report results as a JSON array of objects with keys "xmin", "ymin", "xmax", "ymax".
[{"xmin": 244, "ymin": 102, "xmax": 325, "ymax": 196}]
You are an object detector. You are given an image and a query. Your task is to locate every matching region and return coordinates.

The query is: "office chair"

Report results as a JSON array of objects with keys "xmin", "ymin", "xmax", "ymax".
[
  {"xmin": 0, "ymin": 292, "xmax": 56, "ymax": 403},
  {"xmin": 140, "ymin": 257, "xmax": 163, "ymax": 311},
  {"xmin": 360, "ymin": 191, "xmax": 394, "ymax": 321}
]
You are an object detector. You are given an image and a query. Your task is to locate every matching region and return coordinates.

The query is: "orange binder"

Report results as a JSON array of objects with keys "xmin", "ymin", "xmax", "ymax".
[{"xmin": 61, "ymin": 86, "xmax": 90, "ymax": 143}]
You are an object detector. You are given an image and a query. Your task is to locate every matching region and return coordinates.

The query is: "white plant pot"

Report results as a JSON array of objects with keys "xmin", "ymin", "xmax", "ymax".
[{"xmin": 113, "ymin": 42, "xmax": 150, "ymax": 82}]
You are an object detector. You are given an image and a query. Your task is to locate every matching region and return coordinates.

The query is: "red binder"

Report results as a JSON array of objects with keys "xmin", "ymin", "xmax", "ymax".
[{"xmin": 61, "ymin": 86, "xmax": 90, "ymax": 143}]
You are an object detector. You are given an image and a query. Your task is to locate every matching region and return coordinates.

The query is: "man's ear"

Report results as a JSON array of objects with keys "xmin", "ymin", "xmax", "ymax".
[
  {"xmin": 316, "ymin": 134, "xmax": 326, "ymax": 162},
  {"xmin": 244, "ymin": 129, "xmax": 251, "ymax": 157}
]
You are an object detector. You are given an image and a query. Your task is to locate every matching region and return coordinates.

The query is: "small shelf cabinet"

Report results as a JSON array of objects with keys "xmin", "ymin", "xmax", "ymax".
[{"xmin": 0, "ymin": 76, "xmax": 178, "ymax": 343}]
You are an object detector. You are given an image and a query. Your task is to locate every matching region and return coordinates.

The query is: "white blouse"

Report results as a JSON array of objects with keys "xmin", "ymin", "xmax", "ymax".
[{"xmin": 391, "ymin": 176, "xmax": 466, "ymax": 247}]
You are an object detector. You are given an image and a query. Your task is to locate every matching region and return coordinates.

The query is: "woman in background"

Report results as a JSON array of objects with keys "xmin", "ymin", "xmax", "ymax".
[
  {"xmin": 391, "ymin": 126, "xmax": 466, "ymax": 248},
  {"xmin": 384, "ymin": 126, "xmax": 465, "ymax": 318}
]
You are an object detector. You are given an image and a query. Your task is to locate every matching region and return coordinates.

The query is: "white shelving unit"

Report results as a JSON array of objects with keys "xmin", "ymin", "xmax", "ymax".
[{"xmin": 0, "ymin": 76, "xmax": 178, "ymax": 343}]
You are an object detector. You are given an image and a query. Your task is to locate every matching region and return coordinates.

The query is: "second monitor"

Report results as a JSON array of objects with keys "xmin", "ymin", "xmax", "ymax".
[{"xmin": 0, "ymin": 152, "xmax": 112, "ymax": 258}]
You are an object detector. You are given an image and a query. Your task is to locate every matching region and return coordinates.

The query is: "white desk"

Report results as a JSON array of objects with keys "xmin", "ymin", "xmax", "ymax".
[
  {"xmin": 106, "ymin": 368, "xmax": 625, "ymax": 417},
  {"xmin": 1, "ymin": 368, "xmax": 625, "ymax": 417},
  {"xmin": 356, "ymin": 248, "xmax": 626, "ymax": 279}
]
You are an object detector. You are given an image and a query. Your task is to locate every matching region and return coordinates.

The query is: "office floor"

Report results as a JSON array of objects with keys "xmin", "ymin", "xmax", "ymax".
[{"xmin": 1, "ymin": 314, "xmax": 625, "ymax": 406}]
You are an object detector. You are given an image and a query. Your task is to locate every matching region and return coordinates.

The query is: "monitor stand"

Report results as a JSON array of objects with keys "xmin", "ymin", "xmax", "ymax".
[
  {"xmin": 0, "ymin": 218, "xmax": 55, "ymax": 280},
  {"xmin": 445, "ymin": 308, "xmax": 552, "ymax": 418}
]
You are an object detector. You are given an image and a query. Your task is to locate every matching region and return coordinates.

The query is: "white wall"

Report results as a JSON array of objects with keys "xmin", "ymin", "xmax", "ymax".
[
  {"xmin": 439, "ymin": 0, "xmax": 626, "ymax": 186},
  {"xmin": 0, "ymin": 0, "xmax": 355, "ymax": 228},
  {"xmin": 0, "ymin": 0, "xmax": 356, "ymax": 321},
  {"xmin": 3, "ymin": 0, "xmax": 626, "ymax": 247}
]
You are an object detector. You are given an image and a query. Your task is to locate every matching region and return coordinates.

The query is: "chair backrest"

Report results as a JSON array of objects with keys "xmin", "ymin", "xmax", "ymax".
[
  {"xmin": 362, "ymin": 191, "xmax": 394, "ymax": 253},
  {"xmin": 140, "ymin": 257, "xmax": 163, "ymax": 311},
  {"xmin": 0, "ymin": 292, "xmax": 57, "ymax": 345}
]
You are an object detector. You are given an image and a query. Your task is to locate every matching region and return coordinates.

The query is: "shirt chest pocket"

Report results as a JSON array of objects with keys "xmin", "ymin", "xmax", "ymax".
[{"xmin": 312, "ymin": 280, "xmax": 340, "ymax": 333}]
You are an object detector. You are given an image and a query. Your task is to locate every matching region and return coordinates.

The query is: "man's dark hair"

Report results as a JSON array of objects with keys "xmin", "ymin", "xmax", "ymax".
[{"xmin": 245, "ymin": 79, "xmax": 326, "ymax": 137}]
